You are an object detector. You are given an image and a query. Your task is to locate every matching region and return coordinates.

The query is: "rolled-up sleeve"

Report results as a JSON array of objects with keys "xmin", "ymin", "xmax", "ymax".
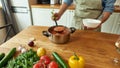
[
  {"xmin": 63, "ymin": 0, "xmax": 73, "ymax": 6},
  {"xmin": 103, "ymin": 0, "xmax": 116, "ymax": 13}
]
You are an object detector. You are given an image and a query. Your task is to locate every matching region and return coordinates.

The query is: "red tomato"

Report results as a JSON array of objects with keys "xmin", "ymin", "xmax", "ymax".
[
  {"xmin": 33, "ymin": 63, "xmax": 45, "ymax": 68},
  {"xmin": 40, "ymin": 55, "xmax": 51, "ymax": 65},
  {"xmin": 48, "ymin": 61, "xmax": 59, "ymax": 68}
]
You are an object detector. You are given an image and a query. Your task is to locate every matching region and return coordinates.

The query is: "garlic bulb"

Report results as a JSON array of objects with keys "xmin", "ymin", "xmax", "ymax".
[
  {"xmin": 21, "ymin": 47, "xmax": 27, "ymax": 53},
  {"xmin": 17, "ymin": 45, "xmax": 23, "ymax": 52}
]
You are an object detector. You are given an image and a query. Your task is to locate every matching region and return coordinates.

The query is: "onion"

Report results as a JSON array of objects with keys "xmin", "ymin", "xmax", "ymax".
[{"xmin": 28, "ymin": 41, "xmax": 34, "ymax": 47}]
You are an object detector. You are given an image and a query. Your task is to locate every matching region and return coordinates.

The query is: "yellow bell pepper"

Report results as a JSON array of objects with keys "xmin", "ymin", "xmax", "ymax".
[{"xmin": 68, "ymin": 53, "xmax": 85, "ymax": 68}]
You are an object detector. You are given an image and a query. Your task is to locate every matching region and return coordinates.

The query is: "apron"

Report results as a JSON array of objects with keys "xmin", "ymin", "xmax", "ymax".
[{"xmin": 72, "ymin": 0, "xmax": 103, "ymax": 31}]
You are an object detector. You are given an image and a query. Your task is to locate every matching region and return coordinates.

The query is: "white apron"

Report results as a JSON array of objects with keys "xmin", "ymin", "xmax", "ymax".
[{"xmin": 72, "ymin": 0, "xmax": 103, "ymax": 31}]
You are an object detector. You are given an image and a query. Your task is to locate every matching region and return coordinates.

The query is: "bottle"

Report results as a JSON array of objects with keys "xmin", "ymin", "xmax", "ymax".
[{"xmin": 59, "ymin": 0, "xmax": 62, "ymax": 4}]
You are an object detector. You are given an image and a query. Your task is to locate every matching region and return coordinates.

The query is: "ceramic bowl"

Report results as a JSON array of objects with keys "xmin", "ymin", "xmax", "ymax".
[{"xmin": 83, "ymin": 19, "xmax": 101, "ymax": 28}]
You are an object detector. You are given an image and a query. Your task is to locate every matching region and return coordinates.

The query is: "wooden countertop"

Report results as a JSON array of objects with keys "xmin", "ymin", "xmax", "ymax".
[
  {"xmin": 31, "ymin": 4, "xmax": 75, "ymax": 10},
  {"xmin": 0, "ymin": 26, "xmax": 120, "ymax": 68},
  {"xmin": 31, "ymin": 4, "xmax": 120, "ymax": 12}
]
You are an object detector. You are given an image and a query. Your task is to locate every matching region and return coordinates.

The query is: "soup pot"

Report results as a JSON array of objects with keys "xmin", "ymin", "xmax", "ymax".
[{"xmin": 42, "ymin": 25, "xmax": 76, "ymax": 44}]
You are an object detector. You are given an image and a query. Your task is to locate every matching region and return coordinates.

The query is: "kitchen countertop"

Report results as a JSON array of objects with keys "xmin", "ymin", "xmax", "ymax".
[
  {"xmin": 0, "ymin": 26, "xmax": 120, "ymax": 68},
  {"xmin": 31, "ymin": 4, "xmax": 75, "ymax": 10},
  {"xmin": 31, "ymin": 4, "xmax": 120, "ymax": 13}
]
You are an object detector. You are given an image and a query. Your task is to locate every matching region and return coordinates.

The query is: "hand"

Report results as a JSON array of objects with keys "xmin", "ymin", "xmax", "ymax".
[{"xmin": 51, "ymin": 13, "xmax": 61, "ymax": 21}]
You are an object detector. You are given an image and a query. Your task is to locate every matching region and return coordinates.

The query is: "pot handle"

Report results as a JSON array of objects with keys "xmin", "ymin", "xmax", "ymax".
[
  {"xmin": 42, "ymin": 31, "xmax": 50, "ymax": 37},
  {"xmin": 70, "ymin": 27, "xmax": 76, "ymax": 33}
]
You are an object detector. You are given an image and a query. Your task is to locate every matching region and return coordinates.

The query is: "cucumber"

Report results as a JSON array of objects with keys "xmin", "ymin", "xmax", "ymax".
[
  {"xmin": 0, "ymin": 53, "xmax": 5, "ymax": 61},
  {"xmin": 52, "ymin": 52, "xmax": 69, "ymax": 68},
  {"xmin": 0, "ymin": 48, "xmax": 16, "ymax": 67}
]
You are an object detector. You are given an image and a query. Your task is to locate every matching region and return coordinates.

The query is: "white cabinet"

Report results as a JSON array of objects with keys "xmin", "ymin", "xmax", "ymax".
[
  {"xmin": 32, "ymin": 8, "xmax": 74, "ymax": 27},
  {"xmin": 32, "ymin": 8, "xmax": 54, "ymax": 26},
  {"xmin": 101, "ymin": 13, "xmax": 120, "ymax": 34},
  {"xmin": 67, "ymin": 10, "xmax": 74, "ymax": 27}
]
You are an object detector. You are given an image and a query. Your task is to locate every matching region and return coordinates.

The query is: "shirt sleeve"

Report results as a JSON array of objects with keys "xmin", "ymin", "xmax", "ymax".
[
  {"xmin": 63, "ymin": 0, "xmax": 73, "ymax": 6},
  {"xmin": 102, "ymin": 0, "xmax": 116, "ymax": 13}
]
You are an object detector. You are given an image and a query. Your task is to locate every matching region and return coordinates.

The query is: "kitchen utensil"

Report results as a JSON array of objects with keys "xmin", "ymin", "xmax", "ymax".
[
  {"xmin": 83, "ymin": 19, "xmax": 101, "ymax": 28},
  {"xmin": 42, "ymin": 25, "xmax": 76, "ymax": 44},
  {"xmin": 54, "ymin": 20, "xmax": 58, "ymax": 26}
]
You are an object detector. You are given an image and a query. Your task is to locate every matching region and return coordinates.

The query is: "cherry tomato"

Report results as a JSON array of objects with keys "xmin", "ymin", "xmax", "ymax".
[
  {"xmin": 40, "ymin": 55, "xmax": 51, "ymax": 65},
  {"xmin": 33, "ymin": 63, "xmax": 45, "ymax": 68},
  {"xmin": 48, "ymin": 61, "xmax": 59, "ymax": 68}
]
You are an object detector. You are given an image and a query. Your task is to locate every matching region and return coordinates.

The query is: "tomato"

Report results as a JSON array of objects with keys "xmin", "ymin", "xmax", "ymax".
[
  {"xmin": 40, "ymin": 55, "xmax": 51, "ymax": 65},
  {"xmin": 48, "ymin": 61, "xmax": 59, "ymax": 68},
  {"xmin": 33, "ymin": 63, "xmax": 45, "ymax": 68}
]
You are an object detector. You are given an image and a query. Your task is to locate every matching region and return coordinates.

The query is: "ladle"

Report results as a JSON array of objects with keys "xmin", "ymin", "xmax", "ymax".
[{"xmin": 54, "ymin": 20, "xmax": 58, "ymax": 26}]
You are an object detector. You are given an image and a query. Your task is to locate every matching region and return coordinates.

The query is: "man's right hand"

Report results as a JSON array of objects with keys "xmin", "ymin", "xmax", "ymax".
[{"xmin": 51, "ymin": 13, "xmax": 61, "ymax": 21}]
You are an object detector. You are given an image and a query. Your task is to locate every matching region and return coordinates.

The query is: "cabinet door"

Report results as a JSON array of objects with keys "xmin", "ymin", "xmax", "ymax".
[
  {"xmin": 32, "ymin": 8, "xmax": 68, "ymax": 26},
  {"xmin": 67, "ymin": 10, "xmax": 74, "ymax": 27},
  {"xmin": 101, "ymin": 13, "xmax": 120, "ymax": 34},
  {"xmin": 55, "ymin": 9, "xmax": 68, "ymax": 26},
  {"xmin": 32, "ymin": 8, "xmax": 54, "ymax": 26}
]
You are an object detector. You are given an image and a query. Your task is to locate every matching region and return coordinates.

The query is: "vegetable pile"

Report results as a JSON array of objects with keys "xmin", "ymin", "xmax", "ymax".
[
  {"xmin": 5, "ymin": 49, "xmax": 39, "ymax": 68},
  {"xmin": 33, "ymin": 47, "xmax": 59, "ymax": 68},
  {"xmin": 0, "ymin": 45, "xmax": 85, "ymax": 68},
  {"xmin": 33, "ymin": 50, "xmax": 69, "ymax": 68}
]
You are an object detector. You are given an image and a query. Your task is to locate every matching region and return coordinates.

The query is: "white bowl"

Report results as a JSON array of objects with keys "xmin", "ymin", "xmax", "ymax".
[{"xmin": 83, "ymin": 19, "xmax": 101, "ymax": 28}]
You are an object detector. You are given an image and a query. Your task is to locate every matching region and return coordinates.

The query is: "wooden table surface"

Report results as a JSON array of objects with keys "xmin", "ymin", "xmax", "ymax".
[{"xmin": 0, "ymin": 26, "xmax": 120, "ymax": 68}]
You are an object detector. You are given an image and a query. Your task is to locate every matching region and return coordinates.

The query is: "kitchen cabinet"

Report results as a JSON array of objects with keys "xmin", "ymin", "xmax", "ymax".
[
  {"xmin": 32, "ymin": 8, "xmax": 74, "ymax": 27},
  {"xmin": 101, "ymin": 13, "xmax": 120, "ymax": 34},
  {"xmin": 67, "ymin": 10, "xmax": 74, "ymax": 27},
  {"xmin": 32, "ymin": 8, "xmax": 54, "ymax": 26}
]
